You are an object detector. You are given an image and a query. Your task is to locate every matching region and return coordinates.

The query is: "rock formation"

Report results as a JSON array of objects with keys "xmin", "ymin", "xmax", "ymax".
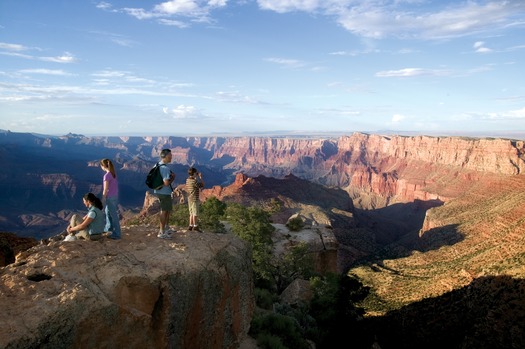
[
  {"xmin": 0, "ymin": 226, "xmax": 254, "ymax": 349},
  {"xmin": 0, "ymin": 233, "xmax": 37, "ymax": 267}
]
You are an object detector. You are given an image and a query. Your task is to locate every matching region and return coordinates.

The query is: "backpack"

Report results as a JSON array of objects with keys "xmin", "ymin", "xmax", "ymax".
[{"xmin": 145, "ymin": 163, "xmax": 165, "ymax": 190}]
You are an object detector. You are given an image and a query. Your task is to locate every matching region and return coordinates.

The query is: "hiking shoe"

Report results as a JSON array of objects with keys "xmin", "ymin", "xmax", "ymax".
[{"xmin": 158, "ymin": 232, "xmax": 172, "ymax": 239}]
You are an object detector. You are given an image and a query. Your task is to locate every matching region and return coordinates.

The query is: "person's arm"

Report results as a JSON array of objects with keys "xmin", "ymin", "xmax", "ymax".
[
  {"xmin": 67, "ymin": 215, "xmax": 94, "ymax": 234},
  {"xmin": 161, "ymin": 165, "xmax": 175, "ymax": 187},
  {"xmin": 198, "ymin": 172, "xmax": 204, "ymax": 188},
  {"xmin": 102, "ymin": 179, "xmax": 109, "ymax": 202},
  {"xmin": 164, "ymin": 172, "xmax": 175, "ymax": 187}
]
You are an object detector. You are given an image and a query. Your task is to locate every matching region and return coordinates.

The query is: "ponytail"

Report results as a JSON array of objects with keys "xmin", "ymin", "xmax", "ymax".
[
  {"xmin": 100, "ymin": 158, "xmax": 117, "ymax": 178},
  {"xmin": 84, "ymin": 192, "xmax": 103, "ymax": 210}
]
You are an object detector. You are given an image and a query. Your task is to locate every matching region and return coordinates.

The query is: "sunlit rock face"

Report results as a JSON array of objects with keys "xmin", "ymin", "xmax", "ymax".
[{"xmin": 0, "ymin": 227, "xmax": 254, "ymax": 349}]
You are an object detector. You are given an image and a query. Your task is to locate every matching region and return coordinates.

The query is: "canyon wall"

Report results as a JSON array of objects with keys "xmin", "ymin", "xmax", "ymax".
[
  {"xmin": 210, "ymin": 133, "xmax": 525, "ymax": 206},
  {"xmin": 1, "ymin": 130, "xmax": 524, "ymax": 237}
]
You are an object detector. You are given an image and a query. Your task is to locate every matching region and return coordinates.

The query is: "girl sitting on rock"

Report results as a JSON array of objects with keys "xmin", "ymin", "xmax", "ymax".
[{"xmin": 65, "ymin": 193, "xmax": 105, "ymax": 241}]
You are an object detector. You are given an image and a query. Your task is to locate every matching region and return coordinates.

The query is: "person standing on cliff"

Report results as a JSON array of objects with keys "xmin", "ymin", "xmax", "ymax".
[
  {"xmin": 154, "ymin": 148, "xmax": 176, "ymax": 239},
  {"xmin": 185, "ymin": 166, "xmax": 204, "ymax": 232},
  {"xmin": 65, "ymin": 193, "xmax": 105, "ymax": 241},
  {"xmin": 100, "ymin": 158, "xmax": 121, "ymax": 240}
]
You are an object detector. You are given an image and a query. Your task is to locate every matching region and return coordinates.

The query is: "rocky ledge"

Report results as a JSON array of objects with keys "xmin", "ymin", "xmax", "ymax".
[{"xmin": 0, "ymin": 226, "xmax": 254, "ymax": 349}]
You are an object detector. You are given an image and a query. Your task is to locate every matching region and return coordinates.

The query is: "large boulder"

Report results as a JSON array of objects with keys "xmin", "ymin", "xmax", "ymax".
[{"xmin": 0, "ymin": 226, "xmax": 254, "ymax": 349}]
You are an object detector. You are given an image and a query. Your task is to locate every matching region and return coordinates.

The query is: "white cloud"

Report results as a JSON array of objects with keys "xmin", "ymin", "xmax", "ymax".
[
  {"xmin": 0, "ymin": 44, "xmax": 76, "ymax": 63},
  {"xmin": 256, "ymin": 1, "xmax": 525, "ymax": 40},
  {"xmin": 19, "ymin": 69, "xmax": 73, "ymax": 76},
  {"xmin": 375, "ymin": 68, "xmax": 450, "ymax": 77},
  {"xmin": 474, "ymin": 41, "xmax": 484, "ymax": 49},
  {"xmin": 96, "ymin": 2, "xmax": 113, "ymax": 11},
  {"xmin": 154, "ymin": 0, "xmax": 200, "ymax": 15},
  {"xmin": 0, "ymin": 42, "xmax": 28, "ymax": 51},
  {"xmin": 473, "ymin": 41, "xmax": 492, "ymax": 53},
  {"xmin": 264, "ymin": 57, "xmax": 307, "ymax": 69},
  {"xmin": 158, "ymin": 18, "xmax": 190, "ymax": 28},
  {"xmin": 476, "ymin": 47, "xmax": 492, "ymax": 53},
  {"xmin": 507, "ymin": 107, "xmax": 525, "ymax": 119},
  {"xmin": 122, "ymin": 7, "xmax": 157, "ymax": 20},
  {"xmin": 40, "ymin": 52, "xmax": 76, "ymax": 63},
  {"xmin": 119, "ymin": 0, "xmax": 228, "ymax": 24},
  {"xmin": 165, "ymin": 104, "xmax": 202, "ymax": 119},
  {"xmin": 105, "ymin": 1, "xmax": 525, "ymax": 41},
  {"xmin": 392, "ymin": 114, "xmax": 405, "ymax": 123},
  {"xmin": 257, "ymin": 0, "xmax": 322, "ymax": 13},
  {"xmin": 215, "ymin": 91, "xmax": 262, "ymax": 104},
  {"xmin": 494, "ymin": 107, "xmax": 525, "ymax": 120}
]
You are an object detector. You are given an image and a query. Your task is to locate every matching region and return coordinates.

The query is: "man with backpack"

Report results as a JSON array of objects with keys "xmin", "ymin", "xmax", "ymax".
[{"xmin": 154, "ymin": 148, "xmax": 176, "ymax": 239}]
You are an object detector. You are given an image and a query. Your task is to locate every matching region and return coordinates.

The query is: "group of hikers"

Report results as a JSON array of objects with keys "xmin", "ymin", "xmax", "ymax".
[{"xmin": 64, "ymin": 148, "xmax": 204, "ymax": 241}]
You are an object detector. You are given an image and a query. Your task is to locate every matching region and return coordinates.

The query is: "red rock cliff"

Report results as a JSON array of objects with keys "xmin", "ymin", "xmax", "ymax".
[{"xmin": 210, "ymin": 133, "xmax": 525, "ymax": 205}]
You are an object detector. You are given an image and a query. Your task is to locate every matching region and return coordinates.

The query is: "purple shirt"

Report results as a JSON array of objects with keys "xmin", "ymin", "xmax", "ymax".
[{"xmin": 103, "ymin": 172, "xmax": 118, "ymax": 198}]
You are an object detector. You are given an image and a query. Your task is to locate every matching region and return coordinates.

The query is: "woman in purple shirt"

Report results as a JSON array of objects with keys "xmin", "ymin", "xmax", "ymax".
[{"xmin": 100, "ymin": 158, "xmax": 121, "ymax": 240}]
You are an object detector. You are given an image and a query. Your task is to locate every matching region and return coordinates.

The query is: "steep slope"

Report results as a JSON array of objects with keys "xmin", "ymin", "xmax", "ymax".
[{"xmin": 350, "ymin": 173, "xmax": 525, "ymax": 313}]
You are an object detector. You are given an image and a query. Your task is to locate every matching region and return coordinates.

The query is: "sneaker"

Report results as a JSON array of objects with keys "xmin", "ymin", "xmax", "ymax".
[{"xmin": 158, "ymin": 232, "xmax": 172, "ymax": 239}]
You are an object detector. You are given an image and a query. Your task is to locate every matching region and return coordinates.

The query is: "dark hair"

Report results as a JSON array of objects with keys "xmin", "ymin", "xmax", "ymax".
[
  {"xmin": 160, "ymin": 149, "xmax": 171, "ymax": 158},
  {"xmin": 100, "ymin": 158, "xmax": 116, "ymax": 178},
  {"xmin": 188, "ymin": 167, "xmax": 197, "ymax": 175},
  {"xmin": 83, "ymin": 192, "xmax": 103, "ymax": 210}
]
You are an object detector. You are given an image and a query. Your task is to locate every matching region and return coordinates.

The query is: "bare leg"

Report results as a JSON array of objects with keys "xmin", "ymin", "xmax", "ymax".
[{"xmin": 159, "ymin": 210, "xmax": 169, "ymax": 231}]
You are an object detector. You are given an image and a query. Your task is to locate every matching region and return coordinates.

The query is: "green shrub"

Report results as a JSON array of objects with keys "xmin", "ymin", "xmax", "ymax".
[
  {"xmin": 256, "ymin": 334, "xmax": 287, "ymax": 349},
  {"xmin": 170, "ymin": 203, "xmax": 188, "ymax": 227},
  {"xmin": 286, "ymin": 217, "xmax": 304, "ymax": 232},
  {"xmin": 255, "ymin": 287, "xmax": 278, "ymax": 309},
  {"xmin": 200, "ymin": 197, "xmax": 227, "ymax": 233},
  {"xmin": 169, "ymin": 197, "xmax": 227, "ymax": 233},
  {"xmin": 250, "ymin": 313, "xmax": 311, "ymax": 349}
]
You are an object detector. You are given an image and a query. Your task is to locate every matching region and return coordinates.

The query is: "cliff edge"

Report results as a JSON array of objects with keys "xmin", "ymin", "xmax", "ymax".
[{"xmin": 0, "ymin": 226, "xmax": 254, "ymax": 349}]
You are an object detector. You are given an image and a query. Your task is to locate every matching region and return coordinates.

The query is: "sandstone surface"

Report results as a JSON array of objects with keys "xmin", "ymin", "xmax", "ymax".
[{"xmin": 0, "ymin": 226, "xmax": 254, "ymax": 349}]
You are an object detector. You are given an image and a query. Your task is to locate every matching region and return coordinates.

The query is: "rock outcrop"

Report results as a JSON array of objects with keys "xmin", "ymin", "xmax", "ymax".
[
  {"xmin": 0, "ymin": 233, "xmax": 37, "ymax": 267},
  {"xmin": 198, "ymin": 173, "xmax": 349, "ymax": 273},
  {"xmin": 0, "ymin": 226, "xmax": 254, "ymax": 349}
]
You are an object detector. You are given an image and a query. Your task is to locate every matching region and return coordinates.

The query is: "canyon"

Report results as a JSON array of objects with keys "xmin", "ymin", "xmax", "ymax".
[
  {"xmin": 1, "ymin": 130, "xmax": 523, "ymax": 238},
  {"xmin": 1, "ymin": 130, "xmax": 525, "ymax": 348}
]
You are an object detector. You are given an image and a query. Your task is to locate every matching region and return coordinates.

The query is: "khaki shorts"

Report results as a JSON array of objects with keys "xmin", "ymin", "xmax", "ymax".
[
  {"xmin": 157, "ymin": 194, "xmax": 173, "ymax": 212},
  {"xmin": 188, "ymin": 200, "xmax": 200, "ymax": 216}
]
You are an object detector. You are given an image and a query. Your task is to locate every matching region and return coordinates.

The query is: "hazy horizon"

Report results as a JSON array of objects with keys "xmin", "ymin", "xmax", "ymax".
[
  {"xmin": 1, "ymin": 1, "xmax": 524, "ymax": 136},
  {"xmin": 2, "ymin": 128, "xmax": 525, "ymax": 141}
]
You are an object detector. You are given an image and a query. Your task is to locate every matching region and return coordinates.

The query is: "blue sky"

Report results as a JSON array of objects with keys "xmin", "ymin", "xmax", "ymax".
[{"xmin": 1, "ymin": 0, "xmax": 524, "ymax": 137}]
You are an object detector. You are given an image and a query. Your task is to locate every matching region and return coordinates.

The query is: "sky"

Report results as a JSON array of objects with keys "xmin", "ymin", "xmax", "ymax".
[{"xmin": 1, "ymin": 0, "xmax": 525, "ymax": 138}]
